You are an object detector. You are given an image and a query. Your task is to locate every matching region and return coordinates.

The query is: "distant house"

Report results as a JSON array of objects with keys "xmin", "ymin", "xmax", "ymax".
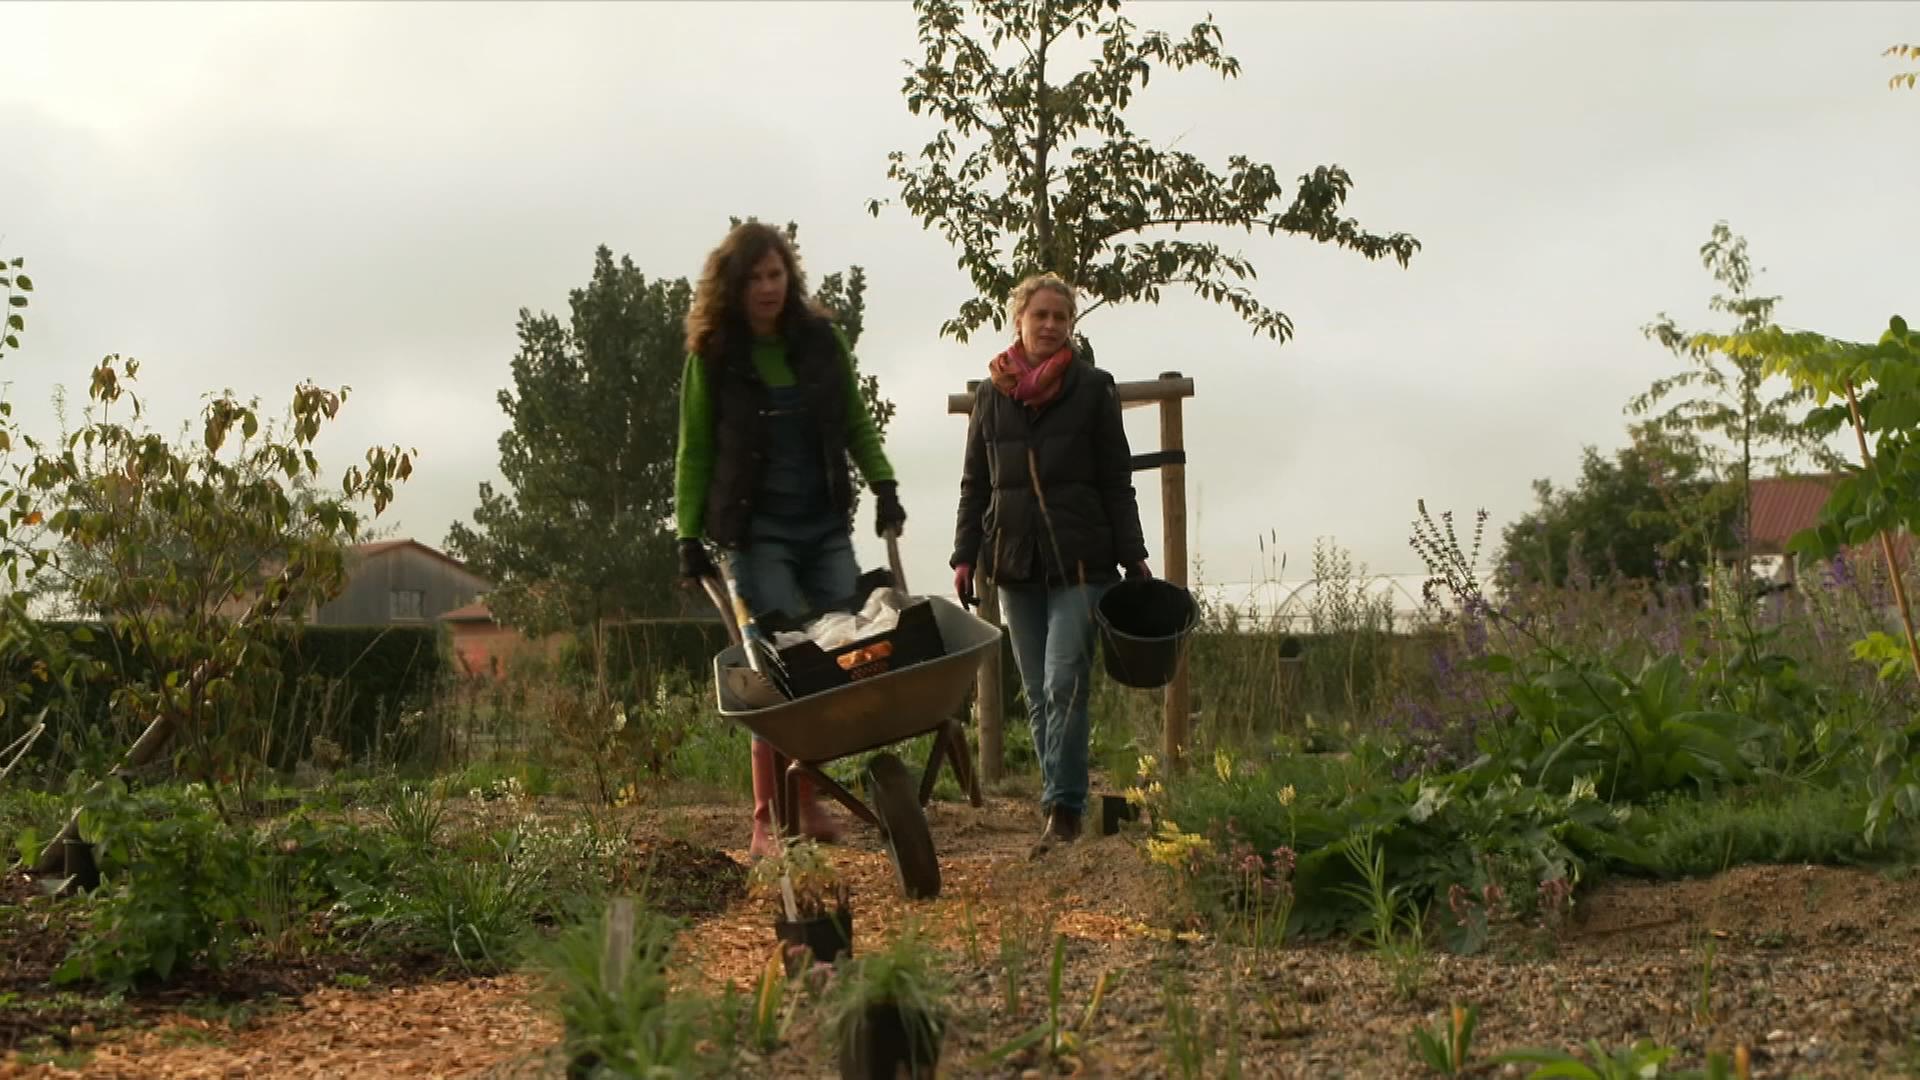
[
  {"xmin": 438, "ymin": 598, "xmax": 564, "ymax": 678},
  {"xmin": 306, "ymin": 539, "xmax": 491, "ymax": 626},
  {"xmin": 1748, "ymin": 474, "xmax": 1915, "ymax": 590}
]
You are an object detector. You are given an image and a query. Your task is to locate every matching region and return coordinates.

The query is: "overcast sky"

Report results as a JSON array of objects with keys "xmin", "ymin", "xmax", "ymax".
[{"xmin": 6, "ymin": 1, "xmax": 1917, "ymax": 615}]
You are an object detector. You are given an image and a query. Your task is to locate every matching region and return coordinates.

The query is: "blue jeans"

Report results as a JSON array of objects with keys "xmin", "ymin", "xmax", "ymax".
[
  {"xmin": 727, "ymin": 526, "xmax": 858, "ymax": 756},
  {"xmin": 1000, "ymin": 582, "xmax": 1109, "ymax": 816},
  {"xmin": 726, "ymin": 527, "xmax": 859, "ymax": 623}
]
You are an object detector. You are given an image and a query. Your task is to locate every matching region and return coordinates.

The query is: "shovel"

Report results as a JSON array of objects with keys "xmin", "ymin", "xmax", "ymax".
[{"xmin": 701, "ymin": 564, "xmax": 790, "ymax": 709}]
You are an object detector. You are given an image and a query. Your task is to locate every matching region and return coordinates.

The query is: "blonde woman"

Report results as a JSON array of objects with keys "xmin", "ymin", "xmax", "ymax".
[{"xmin": 951, "ymin": 273, "xmax": 1149, "ymax": 848}]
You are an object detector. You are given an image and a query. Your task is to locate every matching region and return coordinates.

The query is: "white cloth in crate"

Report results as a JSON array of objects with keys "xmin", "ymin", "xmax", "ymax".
[{"xmin": 772, "ymin": 588, "xmax": 910, "ymax": 652}]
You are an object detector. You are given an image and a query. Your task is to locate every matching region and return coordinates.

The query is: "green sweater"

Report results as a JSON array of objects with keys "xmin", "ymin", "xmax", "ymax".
[{"xmin": 675, "ymin": 328, "xmax": 894, "ymax": 541}]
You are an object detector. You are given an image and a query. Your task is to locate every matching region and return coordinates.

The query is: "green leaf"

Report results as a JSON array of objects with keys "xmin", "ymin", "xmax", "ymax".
[
  {"xmin": 14, "ymin": 274, "xmax": 31, "ymax": 292},
  {"xmin": 6, "ymin": 314, "xmax": 20, "ymax": 330}
]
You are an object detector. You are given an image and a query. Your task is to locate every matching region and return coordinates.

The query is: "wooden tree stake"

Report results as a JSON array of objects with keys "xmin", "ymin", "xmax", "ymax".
[{"xmin": 1158, "ymin": 372, "xmax": 1191, "ymax": 769}]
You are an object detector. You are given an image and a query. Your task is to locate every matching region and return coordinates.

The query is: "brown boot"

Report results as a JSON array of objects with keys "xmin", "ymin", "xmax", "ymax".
[
  {"xmin": 1044, "ymin": 805, "xmax": 1082, "ymax": 844},
  {"xmin": 795, "ymin": 772, "xmax": 843, "ymax": 843},
  {"xmin": 1030, "ymin": 805, "xmax": 1081, "ymax": 858},
  {"xmin": 748, "ymin": 738, "xmax": 779, "ymax": 861}
]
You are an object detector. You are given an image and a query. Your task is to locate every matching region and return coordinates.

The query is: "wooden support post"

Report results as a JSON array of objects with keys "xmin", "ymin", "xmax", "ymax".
[
  {"xmin": 950, "ymin": 379, "xmax": 1006, "ymax": 785},
  {"xmin": 1158, "ymin": 371, "xmax": 1191, "ymax": 769},
  {"xmin": 974, "ymin": 582, "xmax": 1005, "ymax": 784}
]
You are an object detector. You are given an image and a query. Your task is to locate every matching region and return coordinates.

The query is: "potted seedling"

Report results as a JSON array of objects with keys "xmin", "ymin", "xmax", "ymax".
[
  {"xmin": 1099, "ymin": 793, "xmax": 1140, "ymax": 836},
  {"xmin": 751, "ymin": 838, "xmax": 853, "ymax": 976},
  {"xmin": 825, "ymin": 923, "xmax": 948, "ymax": 1080}
]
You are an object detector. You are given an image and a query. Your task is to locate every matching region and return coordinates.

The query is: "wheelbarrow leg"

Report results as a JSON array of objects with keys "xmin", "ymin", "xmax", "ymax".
[
  {"xmin": 919, "ymin": 728, "xmax": 949, "ymax": 807},
  {"xmin": 943, "ymin": 718, "xmax": 984, "ymax": 809},
  {"xmin": 773, "ymin": 750, "xmax": 801, "ymax": 841},
  {"xmin": 787, "ymin": 760, "xmax": 881, "ymax": 830}
]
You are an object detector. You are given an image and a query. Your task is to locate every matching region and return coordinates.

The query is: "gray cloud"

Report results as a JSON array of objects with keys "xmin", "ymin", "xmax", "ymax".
[{"xmin": 4, "ymin": 1, "xmax": 1915, "ymax": 608}]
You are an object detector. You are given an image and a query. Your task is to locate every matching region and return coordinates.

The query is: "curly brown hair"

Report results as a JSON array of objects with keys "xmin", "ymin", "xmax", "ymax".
[{"xmin": 683, "ymin": 221, "xmax": 824, "ymax": 358}]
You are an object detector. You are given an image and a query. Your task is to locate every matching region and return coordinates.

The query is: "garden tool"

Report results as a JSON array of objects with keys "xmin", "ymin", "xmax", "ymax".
[{"xmin": 705, "ymin": 561, "xmax": 791, "ymax": 709}]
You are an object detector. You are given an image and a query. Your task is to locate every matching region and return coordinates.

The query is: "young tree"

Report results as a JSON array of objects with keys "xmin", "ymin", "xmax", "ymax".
[
  {"xmin": 446, "ymin": 229, "xmax": 892, "ymax": 633},
  {"xmin": 1700, "ymin": 317, "xmax": 1920, "ymax": 683},
  {"xmin": 1630, "ymin": 222, "xmax": 1844, "ymax": 577},
  {"xmin": 2, "ymin": 252, "xmax": 411, "ymax": 872},
  {"xmin": 1889, "ymin": 43, "xmax": 1919, "ymax": 90},
  {"xmin": 870, "ymin": 0, "xmax": 1419, "ymax": 346}
]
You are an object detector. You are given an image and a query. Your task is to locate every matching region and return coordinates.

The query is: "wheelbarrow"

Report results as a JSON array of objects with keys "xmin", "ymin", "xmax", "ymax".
[{"xmin": 698, "ymin": 533, "xmax": 1000, "ymax": 900}]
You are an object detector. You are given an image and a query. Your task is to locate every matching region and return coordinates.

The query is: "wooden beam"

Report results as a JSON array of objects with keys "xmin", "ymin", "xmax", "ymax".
[
  {"xmin": 948, "ymin": 376, "xmax": 1195, "ymax": 415},
  {"xmin": 973, "ymin": 583, "xmax": 1005, "ymax": 785},
  {"xmin": 1158, "ymin": 371, "xmax": 1191, "ymax": 770}
]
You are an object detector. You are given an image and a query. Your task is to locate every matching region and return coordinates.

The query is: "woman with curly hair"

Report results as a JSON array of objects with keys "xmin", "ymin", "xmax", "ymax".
[
  {"xmin": 951, "ymin": 272, "xmax": 1150, "ymax": 851},
  {"xmin": 674, "ymin": 220, "xmax": 906, "ymax": 859}
]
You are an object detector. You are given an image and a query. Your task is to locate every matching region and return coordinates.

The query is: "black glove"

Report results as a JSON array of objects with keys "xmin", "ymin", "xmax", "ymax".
[
  {"xmin": 678, "ymin": 538, "xmax": 717, "ymax": 583},
  {"xmin": 872, "ymin": 480, "xmax": 907, "ymax": 538}
]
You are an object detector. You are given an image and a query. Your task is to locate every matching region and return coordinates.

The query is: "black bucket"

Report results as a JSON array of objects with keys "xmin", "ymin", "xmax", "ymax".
[{"xmin": 1095, "ymin": 579, "xmax": 1198, "ymax": 689}]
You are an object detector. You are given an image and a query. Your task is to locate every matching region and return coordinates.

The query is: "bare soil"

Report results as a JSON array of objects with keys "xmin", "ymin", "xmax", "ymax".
[{"xmin": 5, "ymin": 792, "xmax": 1918, "ymax": 1078}]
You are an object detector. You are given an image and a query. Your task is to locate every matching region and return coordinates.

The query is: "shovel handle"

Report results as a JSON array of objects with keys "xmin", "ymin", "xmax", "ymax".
[
  {"xmin": 883, "ymin": 529, "xmax": 907, "ymax": 595},
  {"xmin": 700, "ymin": 574, "xmax": 744, "ymax": 648}
]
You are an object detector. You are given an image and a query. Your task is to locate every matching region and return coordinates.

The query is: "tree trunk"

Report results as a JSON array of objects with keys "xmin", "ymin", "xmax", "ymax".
[
  {"xmin": 28, "ymin": 563, "xmax": 308, "ymax": 874},
  {"xmin": 1032, "ymin": 3, "xmax": 1053, "ymax": 268}
]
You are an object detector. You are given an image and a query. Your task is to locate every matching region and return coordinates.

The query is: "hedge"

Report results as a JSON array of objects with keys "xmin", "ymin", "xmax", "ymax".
[{"xmin": 8, "ymin": 622, "xmax": 446, "ymax": 769}]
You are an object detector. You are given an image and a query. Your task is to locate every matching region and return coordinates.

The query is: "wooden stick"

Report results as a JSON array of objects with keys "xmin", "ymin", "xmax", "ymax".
[
  {"xmin": 601, "ymin": 897, "xmax": 636, "ymax": 994},
  {"xmin": 1158, "ymin": 372, "xmax": 1191, "ymax": 770},
  {"xmin": 974, "ymin": 583, "xmax": 1005, "ymax": 784}
]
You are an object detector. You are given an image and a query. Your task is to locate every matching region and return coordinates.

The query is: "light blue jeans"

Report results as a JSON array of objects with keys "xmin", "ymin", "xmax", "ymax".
[{"xmin": 1000, "ymin": 582, "xmax": 1110, "ymax": 817}]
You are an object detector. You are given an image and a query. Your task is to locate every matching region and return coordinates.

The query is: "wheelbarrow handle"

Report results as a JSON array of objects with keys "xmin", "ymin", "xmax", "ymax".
[
  {"xmin": 883, "ymin": 528, "xmax": 907, "ymax": 595},
  {"xmin": 699, "ymin": 573, "xmax": 744, "ymax": 648},
  {"xmin": 705, "ymin": 531, "xmax": 907, "ymax": 644}
]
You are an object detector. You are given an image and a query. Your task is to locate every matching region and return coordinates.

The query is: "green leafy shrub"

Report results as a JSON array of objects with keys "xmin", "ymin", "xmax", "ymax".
[{"xmin": 55, "ymin": 784, "xmax": 258, "ymax": 990}]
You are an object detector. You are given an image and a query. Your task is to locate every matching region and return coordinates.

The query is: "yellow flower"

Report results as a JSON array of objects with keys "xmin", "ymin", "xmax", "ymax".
[
  {"xmin": 1278, "ymin": 784, "xmax": 1297, "ymax": 808},
  {"xmin": 1137, "ymin": 754, "xmax": 1158, "ymax": 780},
  {"xmin": 1145, "ymin": 820, "xmax": 1213, "ymax": 869},
  {"xmin": 1123, "ymin": 786, "xmax": 1149, "ymax": 808},
  {"xmin": 1213, "ymin": 749, "xmax": 1234, "ymax": 783}
]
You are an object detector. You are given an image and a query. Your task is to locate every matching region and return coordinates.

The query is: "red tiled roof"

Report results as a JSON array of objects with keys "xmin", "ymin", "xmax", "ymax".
[
  {"xmin": 438, "ymin": 600, "xmax": 494, "ymax": 623},
  {"xmin": 1750, "ymin": 474, "xmax": 1920, "ymax": 567},
  {"xmin": 1749, "ymin": 474, "xmax": 1841, "ymax": 553}
]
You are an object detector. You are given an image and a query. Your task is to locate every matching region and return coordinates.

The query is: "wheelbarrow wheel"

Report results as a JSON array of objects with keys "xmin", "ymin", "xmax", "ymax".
[{"xmin": 865, "ymin": 752, "xmax": 941, "ymax": 901}]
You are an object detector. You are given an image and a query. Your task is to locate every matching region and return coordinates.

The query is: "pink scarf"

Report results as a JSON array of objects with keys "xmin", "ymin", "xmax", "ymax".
[{"xmin": 988, "ymin": 343, "xmax": 1073, "ymax": 408}]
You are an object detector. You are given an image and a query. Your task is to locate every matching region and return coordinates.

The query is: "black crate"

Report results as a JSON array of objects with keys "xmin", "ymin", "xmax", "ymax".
[{"xmin": 770, "ymin": 597, "xmax": 947, "ymax": 697}]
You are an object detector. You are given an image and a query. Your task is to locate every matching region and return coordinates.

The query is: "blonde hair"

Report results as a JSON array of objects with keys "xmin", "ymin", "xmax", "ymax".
[{"xmin": 1007, "ymin": 273, "xmax": 1077, "ymax": 344}]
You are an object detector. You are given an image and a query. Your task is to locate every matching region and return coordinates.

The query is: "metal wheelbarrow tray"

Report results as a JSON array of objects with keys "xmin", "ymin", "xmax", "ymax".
[{"xmin": 711, "ymin": 595, "xmax": 1000, "ymax": 900}]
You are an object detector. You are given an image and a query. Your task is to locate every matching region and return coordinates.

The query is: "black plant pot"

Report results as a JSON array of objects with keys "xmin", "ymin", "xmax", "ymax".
[
  {"xmin": 564, "ymin": 1048, "xmax": 599, "ymax": 1080},
  {"xmin": 1099, "ymin": 794, "xmax": 1139, "ymax": 836},
  {"xmin": 62, "ymin": 839, "xmax": 99, "ymax": 894},
  {"xmin": 838, "ymin": 1002, "xmax": 942, "ymax": 1080},
  {"xmin": 775, "ymin": 905, "xmax": 853, "ymax": 976}
]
